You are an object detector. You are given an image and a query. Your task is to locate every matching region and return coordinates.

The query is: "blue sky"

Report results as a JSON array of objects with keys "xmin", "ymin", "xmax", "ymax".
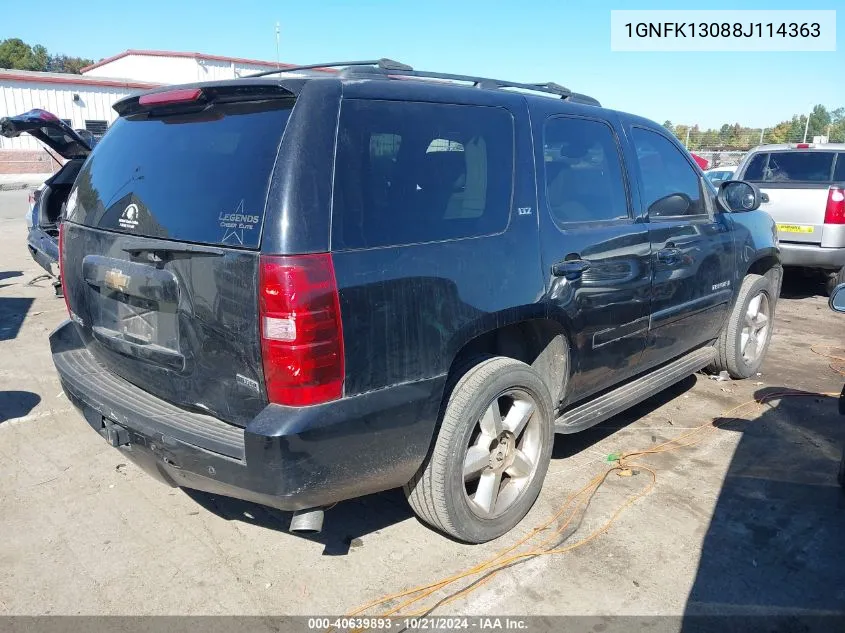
[{"xmin": 4, "ymin": 0, "xmax": 843, "ymax": 128}]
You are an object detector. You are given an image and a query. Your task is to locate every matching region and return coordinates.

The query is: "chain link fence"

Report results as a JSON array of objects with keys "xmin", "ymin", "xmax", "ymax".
[{"xmin": 676, "ymin": 127, "xmax": 844, "ymax": 168}]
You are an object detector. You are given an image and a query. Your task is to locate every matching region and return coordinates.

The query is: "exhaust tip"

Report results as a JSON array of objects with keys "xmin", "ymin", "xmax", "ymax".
[{"xmin": 289, "ymin": 507, "xmax": 324, "ymax": 534}]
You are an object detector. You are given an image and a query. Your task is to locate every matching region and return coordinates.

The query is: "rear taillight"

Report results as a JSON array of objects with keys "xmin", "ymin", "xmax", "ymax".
[
  {"xmin": 259, "ymin": 253, "xmax": 345, "ymax": 406},
  {"xmin": 58, "ymin": 222, "xmax": 70, "ymax": 315},
  {"xmin": 824, "ymin": 187, "xmax": 845, "ymax": 225},
  {"xmin": 34, "ymin": 109, "xmax": 59, "ymax": 122}
]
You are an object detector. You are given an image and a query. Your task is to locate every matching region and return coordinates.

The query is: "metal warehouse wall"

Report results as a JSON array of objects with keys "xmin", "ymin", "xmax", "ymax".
[
  {"xmin": 83, "ymin": 53, "xmax": 319, "ymax": 84},
  {"xmin": 0, "ymin": 81, "xmax": 132, "ymax": 151}
]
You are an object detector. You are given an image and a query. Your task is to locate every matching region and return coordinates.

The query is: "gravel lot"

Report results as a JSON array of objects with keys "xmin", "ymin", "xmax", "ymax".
[{"xmin": 1, "ymin": 189, "xmax": 844, "ymax": 624}]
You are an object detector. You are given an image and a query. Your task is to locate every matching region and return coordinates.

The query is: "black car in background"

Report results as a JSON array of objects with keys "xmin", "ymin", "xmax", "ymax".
[
  {"xmin": 1, "ymin": 110, "xmax": 95, "ymax": 294},
  {"xmin": 48, "ymin": 59, "xmax": 781, "ymax": 542}
]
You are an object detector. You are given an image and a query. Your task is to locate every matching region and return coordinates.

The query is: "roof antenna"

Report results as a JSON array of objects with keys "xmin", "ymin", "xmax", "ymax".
[{"xmin": 274, "ymin": 22, "xmax": 281, "ymax": 70}]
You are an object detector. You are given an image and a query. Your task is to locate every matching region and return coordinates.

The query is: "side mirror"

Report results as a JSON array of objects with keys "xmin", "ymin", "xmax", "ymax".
[
  {"xmin": 648, "ymin": 193, "xmax": 691, "ymax": 218},
  {"xmin": 830, "ymin": 283, "xmax": 845, "ymax": 313},
  {"xmin": 717, "ymin": 180, "xmax": 761, "ymax": 213}
]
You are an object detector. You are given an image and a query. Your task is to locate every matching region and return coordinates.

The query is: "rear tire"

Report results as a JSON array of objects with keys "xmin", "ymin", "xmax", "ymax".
[
  {"xmin": 709, "ymin": 274, "xmax": 773, "ymax": 379},
  {"xmin": 827, "ymin": 266, "xmax": 845, "ymax": 297},
  {"xmin": 404, "ymin": 357, "xmax": 554, "ymax": 543}
]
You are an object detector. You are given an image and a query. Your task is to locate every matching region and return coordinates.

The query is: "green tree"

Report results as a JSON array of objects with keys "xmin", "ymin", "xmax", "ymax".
[
  {"xmin": 0, "ymin": 38, "xmax": 48, "ymax": 71},
  {"xmin": 47, "ymin": 54, "xmax": 94, "ymax": 74},
  {"xmin": 663, "ymin": 120, "xmax": 674, "ymax": 134},
  {"xmin": 807, "ymin": 104, "xmax": 831, "ymax": 140},
  {"xmin": 0, "ymin": 38, "xmax": 91, "ymax": 74}
]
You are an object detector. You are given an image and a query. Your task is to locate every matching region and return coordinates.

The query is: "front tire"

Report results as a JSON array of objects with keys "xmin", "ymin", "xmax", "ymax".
[
  {"xmin": 404, "ymin": 357, "xmax": 554, "ymax": 543},
  {"xmin": 710, "ymin": 274, "xmax": 774, "ymax": 379}
]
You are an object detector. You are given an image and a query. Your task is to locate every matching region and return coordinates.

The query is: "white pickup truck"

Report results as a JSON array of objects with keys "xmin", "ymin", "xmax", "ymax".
[{"xmin": 734, "ymin": 143, "xmax": 845, "ymax": 293}]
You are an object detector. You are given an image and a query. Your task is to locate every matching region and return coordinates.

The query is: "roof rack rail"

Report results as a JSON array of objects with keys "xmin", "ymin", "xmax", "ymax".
[
  {"xmin": 245, "ymin": 58, "xmax": 411, "ymax": 78},
  {"xmin": 246, "ymin": 58, "xmax": 600, "ymax": 105},
  {"xmin": 378, "ymin": 69, "xmax": 575, "ymax": 98}
]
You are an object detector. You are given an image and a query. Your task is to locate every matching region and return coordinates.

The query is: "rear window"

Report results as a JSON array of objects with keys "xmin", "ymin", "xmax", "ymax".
[
  {"xmin": 742, "ymin": 151, "xmax": 837, "ymax": 183},
  {"xmin": 67, "ymin": 101, "xmax": 292, "ymax": 248},
  {"xmin": 332, "ymin": 100, "xmax": 514, "ymax": 250}
]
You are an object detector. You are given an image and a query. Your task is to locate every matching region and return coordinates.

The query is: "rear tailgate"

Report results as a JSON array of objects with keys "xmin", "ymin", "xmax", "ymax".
[
  {"xmin": 758, "ymin": 187, "xmax": 831, "ymax": 244},
  {"xmin": 740, "ymin": 149, "xmax": 843, "ymax": 245},
  {"xmin": 62, "ymin": 87, "xmax": 295, "ymax": 427}
]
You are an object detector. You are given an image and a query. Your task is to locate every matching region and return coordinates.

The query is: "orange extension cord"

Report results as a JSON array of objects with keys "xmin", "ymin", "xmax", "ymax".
[{"xmin": 334, "ymin": 346, "xmax": 845, "ymax": 631}]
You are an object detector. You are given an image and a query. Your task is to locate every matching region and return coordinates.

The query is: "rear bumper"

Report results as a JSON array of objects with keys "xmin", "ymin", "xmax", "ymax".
[
  {"xmin": 50, "ymin": 320, "xmax": 445, "ymax": 511},
  {"xmin": 27, "ymin": 225, "xmax": 58, "ymax": 276},
  {"xmin": 778, "ymin": 242, "xmax": 845, "ymax": 270}
]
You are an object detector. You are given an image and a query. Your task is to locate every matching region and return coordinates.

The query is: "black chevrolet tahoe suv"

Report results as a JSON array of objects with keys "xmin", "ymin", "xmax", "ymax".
[{"xmin": 50, "ymin": 59, "xmax": 781, "ymax": 543}]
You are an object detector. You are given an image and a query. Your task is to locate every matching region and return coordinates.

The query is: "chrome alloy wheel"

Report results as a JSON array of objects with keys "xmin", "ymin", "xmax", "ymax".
[
  {"xmin": 740, "ymin": 291, "xmax": 770, "ymax": 364},
  {"xmin": 462, "ymin": 388, "xmax": 543, "ymax": 519}
]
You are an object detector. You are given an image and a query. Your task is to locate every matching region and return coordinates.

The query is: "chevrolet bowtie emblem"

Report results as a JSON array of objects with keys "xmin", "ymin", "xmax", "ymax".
[{"xmin": 104, "ymin": 269, "xmax": 130, "ymax": 293}]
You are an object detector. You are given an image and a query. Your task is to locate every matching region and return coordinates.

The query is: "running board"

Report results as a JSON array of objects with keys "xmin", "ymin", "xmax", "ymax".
[{"xmin": 554, "ymin": 347, "xmax": 716, "ymax": 434}]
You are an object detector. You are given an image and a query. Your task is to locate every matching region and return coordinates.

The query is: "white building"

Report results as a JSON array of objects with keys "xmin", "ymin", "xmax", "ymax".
[
  {"xmin": 81, "ymin": 49, "xmax": 326, "ymax": 84},
  {"xmin": 0, "ymin": 49, "xmax": 325, "ymax": 174}
]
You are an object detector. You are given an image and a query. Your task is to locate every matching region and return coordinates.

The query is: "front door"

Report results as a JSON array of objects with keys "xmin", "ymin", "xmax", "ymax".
[
  {"xmin": 626, "ymin": 125, "xmax": 735, "ymax": 368},
  {"xmin": 537, "ymin": 114, "xmax": 652, "ymax": 405}
]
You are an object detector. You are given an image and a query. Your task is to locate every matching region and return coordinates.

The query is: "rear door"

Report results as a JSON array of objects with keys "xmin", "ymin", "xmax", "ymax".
[
  {"xmin": 62, "ymin": 86, "xmax": 297, "ymax": 427},
  {"xmin": 740, "ymin": 149, "xmax": 841, "ymax": 245},
  {"xmin": 625, "ymin": 125, "xmax": 735, "ymax": 368},
  {"xmin": 536, "ymin": 113, "xmax": 652, "ymax": 402}
]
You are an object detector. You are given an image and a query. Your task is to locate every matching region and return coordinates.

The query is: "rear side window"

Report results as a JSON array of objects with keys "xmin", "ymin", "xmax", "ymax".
[
  {"xmin": 543, "ymin": 117, "xmax": 629, "ymax": 224},
  {"xmin": 332, "ymin": 100, "xmax": 514, "ymax": 250},
  {"xmin": 742, "ymin": 153, "xmax": 767, "ymax": 181},
  {"xmin": 743, "ymin": 151, "xmax": 836, "ymax": 183},
  {"xmin": 68, "ymin": 101, "xmax": 292, "ymax": 248},
  {"xmin": 631, "ymin": 127, "xmax": 704, "ymax": 218}
]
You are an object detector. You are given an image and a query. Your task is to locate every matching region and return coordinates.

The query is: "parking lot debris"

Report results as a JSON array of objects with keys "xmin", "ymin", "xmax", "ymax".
[{"xmin": 709, "ymin": 371, "xmax": 731, "ymax": 382}]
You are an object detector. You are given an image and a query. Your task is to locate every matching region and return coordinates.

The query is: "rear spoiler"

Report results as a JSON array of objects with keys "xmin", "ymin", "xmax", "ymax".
[{"xmin": 114, "ymin": 83, "xmax": 296, "ymax": 117}]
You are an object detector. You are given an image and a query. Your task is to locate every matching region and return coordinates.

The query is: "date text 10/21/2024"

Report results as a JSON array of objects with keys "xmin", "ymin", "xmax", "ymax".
[{"xmin": 308, "ymin": 617, "xmax": 529, "ymax": 631}]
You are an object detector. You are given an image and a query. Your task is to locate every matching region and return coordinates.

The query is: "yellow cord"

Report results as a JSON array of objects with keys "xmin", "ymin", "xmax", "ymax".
[{"xmin": 335, "ymin": 346, "xmax": 844, "ymax": 630}]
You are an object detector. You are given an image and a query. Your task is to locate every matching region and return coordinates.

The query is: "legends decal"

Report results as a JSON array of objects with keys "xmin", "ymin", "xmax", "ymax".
[{"xmin": 219, "ymin": 200, "xmax": 259, "ymax": 245}]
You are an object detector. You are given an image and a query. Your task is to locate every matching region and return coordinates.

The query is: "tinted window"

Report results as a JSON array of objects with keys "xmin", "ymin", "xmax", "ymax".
[
  {"xmin": 753, "ymin": 151, "xmax": 834, "ymax": 183},
  {"xmin": 631, "ymin": 128, "xmax": 703, "ymax": 217},
  {"xmin": 543, "ymin": 117, "xmax": 628, "ymax": 224},
  {"xmin": 68, "ymin": 101, "xmax": 292, "ymax": 248},
  {"xmin": 332, "ymin": 100, "xmax": 513, "ymax": 249}
]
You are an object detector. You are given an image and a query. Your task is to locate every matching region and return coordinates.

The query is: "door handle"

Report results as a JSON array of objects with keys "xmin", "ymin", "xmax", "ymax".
[
  {"xmin": 552, "ymin": 259, "xmax": 591, "ymax": 279},
  {"xmin": 657, "ymin": 247, "xmax": 682, "ymax": 263}
]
